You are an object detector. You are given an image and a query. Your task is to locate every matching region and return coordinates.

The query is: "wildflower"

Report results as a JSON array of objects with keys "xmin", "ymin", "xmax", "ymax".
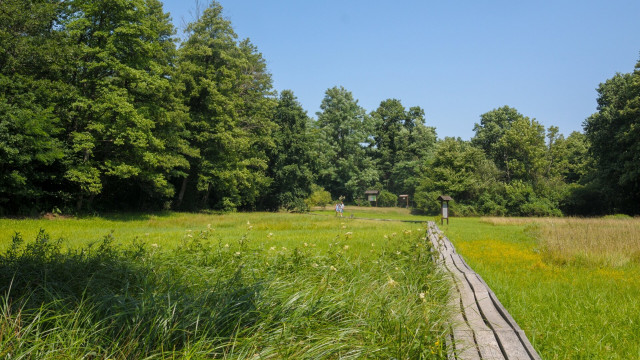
[
  {"xmin": 234, "ymin": 252, "xmax": 241, "ymax": 256},
  {"xmin": 248, "ymin": 225, "xmax": 253, "ymax": 230},
  {"xmin": 330, "ymin": 265, "xmax": 337, "ymax": 271},
  {"xmin": 343, "ymin": 245, "xmax": 349, "ymax": 250},
  {"xmin": 396, "ymin": 251, "xmax": 401, "ymax": 255},
  {"xmin": 342, "ymin": 225, "xmax": 347, "ymax": 229},
  {"xmin": 145, "ymin": 233, "xmax": 150, "ymax": 237},
  {"xmin": 371, "ymin": 243, "xmax": 375, "ymax": 247},
  {"xmin": 344, "ymin": 231, "xmax": 352, "ymax": 237},
  {"xmin": 304, "ymin": 242, "xmax": 308, "ymax": 247},
  {"xmin": 403, "ymin": 230, "xmax": 412, "ymax": 235},
  {"xmin": 419, "ymin": 292, "xmax": 426, "ymax": 300},
  {"xmin": 186, "ymin": 229, "xmax": 192, "ymax": 233},
  {"xmin": 151, "ymin": 243, "xmax": 158, "ymax": 248},
  {"xmin": 187, "ymin": 234, "xmax": 193, "ymax": 238},
  {"xmin": 384, "ymin": 235, "xmax": 389, "ymax": 239},
  {"xmin": 224, "ymin": 243, "xmax": 230, "ymax": 248},
  {"xmin": 269, "ymin": 246, "xmax": 276, "ymax": 251},
  {"xmin": 312, "ymin": 263, "xmax": 318, "ymax": 268},
  {"xmin": 387, "ymin": 276, "xmax": 398, "ymax": 287},
  {"xmin": 247, "ymin": 221, "xmax": 251, "ymax": 225},
  {"xmin": 281, "ymin": 246, "xmax": 287, "ymax": 250},
  {"xmin": 267, "ymin": 232, "xmax": 273, "ymax": 238}
]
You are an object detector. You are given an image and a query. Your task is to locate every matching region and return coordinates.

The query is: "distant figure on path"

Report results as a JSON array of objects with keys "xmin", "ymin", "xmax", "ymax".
[
  {"xmin": 339, "ymin": 202, "xmax": 344, "ymax": 217},
  {"xmin": 335, "ymin": 203, "xmax": 340, "ymax": 216}
]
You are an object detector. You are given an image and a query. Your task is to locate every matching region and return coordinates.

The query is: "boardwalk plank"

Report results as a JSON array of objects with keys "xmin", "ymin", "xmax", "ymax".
[{"xmin": 426, "ymin": 222, "xmax": 541, "ymax": 360}]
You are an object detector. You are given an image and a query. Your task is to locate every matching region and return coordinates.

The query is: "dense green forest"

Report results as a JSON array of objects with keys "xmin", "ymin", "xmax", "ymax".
[{"xmin": 1, "ymin": 0, "xmax": 639, "ymax": 216}]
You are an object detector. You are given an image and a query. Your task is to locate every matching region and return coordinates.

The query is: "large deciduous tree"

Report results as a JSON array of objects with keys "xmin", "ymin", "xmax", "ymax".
[
  {"xmin": 177, "ymin": 1, "xmax": 276, "ymax": 211},
  {"xmin": 371, "ymin": 99, "xmax": 436, "ymax": 196},
  {"xmin": 263, "ymin": 90, "xmax": 315, "ymax": 211},
  {"xmin": 62, "ymin": 0, "xmax": 192, "ymax": 210},
  {"xmin": 315, "ymin": 86, "xmax": 377, "ymax": 200},
  {"xmin": 584, "ymin": 58, "xmax": 640, "ymax": 214},
  {"xmin": 472, "ymin": 106, "xmax": 547, "ymax": 183},
  {"xmin": 0, "ymin": 0, "xmax": 72, "ymax": 214}
]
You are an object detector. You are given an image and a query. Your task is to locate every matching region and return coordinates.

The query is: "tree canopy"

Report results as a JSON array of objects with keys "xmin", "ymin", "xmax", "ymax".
[{"xmin": 0, "ymin": 0, "xmax": 637, "ymax": 216}]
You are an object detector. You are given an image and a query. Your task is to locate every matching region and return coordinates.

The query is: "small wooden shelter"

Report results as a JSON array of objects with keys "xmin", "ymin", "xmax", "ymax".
[{"xmin": 398, "ymin": 194, "xmax": 409, "ymax": 208}]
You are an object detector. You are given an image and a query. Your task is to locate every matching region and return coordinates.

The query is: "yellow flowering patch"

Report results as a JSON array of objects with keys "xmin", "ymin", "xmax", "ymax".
[{"xmin": 457, "ymin": 239, "xmax": 540, "ymax": 267}]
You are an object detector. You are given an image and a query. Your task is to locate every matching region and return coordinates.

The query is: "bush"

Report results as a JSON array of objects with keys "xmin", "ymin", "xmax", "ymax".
[
  {"xmin": 377, "ymin": 190, "xmax": 397, "ymax": 207},
  {"xmin": 304, "ymin": 185, "xmax": 332, "ymax": 209}
]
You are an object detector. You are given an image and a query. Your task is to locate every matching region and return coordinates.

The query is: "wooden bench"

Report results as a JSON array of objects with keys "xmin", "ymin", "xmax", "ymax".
[{"xmin": 427, "ymin": 222, "xmax": 541, "ymax": 360}]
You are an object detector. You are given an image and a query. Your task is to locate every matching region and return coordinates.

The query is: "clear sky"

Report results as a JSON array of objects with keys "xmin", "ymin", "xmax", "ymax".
[{"xmin": 161, "ymin": 0, "xmax": 640, "ymax": 140}]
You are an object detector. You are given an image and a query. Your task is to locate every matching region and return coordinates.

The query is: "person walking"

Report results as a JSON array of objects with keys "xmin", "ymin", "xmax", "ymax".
[{"xmin": 339, "ymin": 202, "xmax": 344, "ymax": 217}]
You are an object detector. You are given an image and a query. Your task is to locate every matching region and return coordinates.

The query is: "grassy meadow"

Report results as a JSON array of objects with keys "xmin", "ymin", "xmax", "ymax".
[
  {"xmin": 441, "ymin": 217, "xmax": 640, "ymax": 359},
  {"xmin": 0, "ymin": 210, "xmax": 450, "ymax": 359}
]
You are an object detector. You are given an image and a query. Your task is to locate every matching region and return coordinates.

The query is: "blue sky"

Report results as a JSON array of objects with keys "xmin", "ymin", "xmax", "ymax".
[{"xmin": 161, "ymin": 0, "xmax": 640, "ymax": 140}]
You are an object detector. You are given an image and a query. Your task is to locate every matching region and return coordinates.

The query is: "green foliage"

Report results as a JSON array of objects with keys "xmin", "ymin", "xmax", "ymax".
[
  {"xmin": 371, "ymin": 99, "xmax": 437, "ymax": 195},
  {"xmin": 304, "ymin": 184, "xmax": 332, "ymax": 208},
  {"xmin": 584, "ymin": 58, "xmax": 640, "ymax": 214},
  {"xmin": 176, "ymin": 2, "xmax": 276, "ymax": 211},
  {"xmin": 264, "ymin": 90, "xmax": 315, "ymax": 211},
  {"xmin": 377, "ymin": 190, "xmax": 398, "ymax": 207},
  {"xmin": 314, "ymin": 86, "xmax": 378, "ymax": 201}
]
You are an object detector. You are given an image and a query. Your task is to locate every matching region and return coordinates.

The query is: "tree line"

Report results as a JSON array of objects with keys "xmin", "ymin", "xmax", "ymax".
[{"xmin": 1, "ymin": 0, "xmax": 638, "ymax": 216}]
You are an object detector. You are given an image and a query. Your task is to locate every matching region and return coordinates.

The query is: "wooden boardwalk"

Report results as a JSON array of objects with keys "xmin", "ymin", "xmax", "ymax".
[{"xmin": 426, "ymin": 222, "xmax": 541, "ymax": 360}]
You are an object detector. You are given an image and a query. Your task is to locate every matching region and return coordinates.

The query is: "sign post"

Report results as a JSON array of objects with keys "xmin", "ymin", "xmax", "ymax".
[{"xmin": 437, "ymin": 195, "xmax": 452, "ymax": 225}]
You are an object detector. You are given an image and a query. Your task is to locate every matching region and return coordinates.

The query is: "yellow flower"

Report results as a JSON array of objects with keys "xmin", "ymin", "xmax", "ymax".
[
  {"xmin": 387, "ymin": 276, "xmax": 397, "ymax": 287},
  {"xmin": 419, "ymin": 292, "xmax": 426, "ymax": 300},
  {"xmin": 330, "ymin": 265, "xmax": 337, "ymax": 271}
]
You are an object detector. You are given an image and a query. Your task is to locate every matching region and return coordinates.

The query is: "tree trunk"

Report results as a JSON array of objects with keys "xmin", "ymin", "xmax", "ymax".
[{"xmin": 176, "ymin": 177, "xmax": 188, "ymax": 208}]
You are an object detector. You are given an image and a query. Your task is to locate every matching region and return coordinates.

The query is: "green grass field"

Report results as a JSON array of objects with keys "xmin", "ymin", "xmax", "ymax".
[
  {"xmin": 0, "ymin": 210, "xmax": 450, "ymax": 359},
  {"xmin": 440, "ymin": 217, "xmax": 640, "ymax": 360}
]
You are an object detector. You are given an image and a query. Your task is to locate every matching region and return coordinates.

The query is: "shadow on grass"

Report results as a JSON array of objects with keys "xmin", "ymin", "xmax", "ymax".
[
  {"xmin": 82, "ymin": 210, "xmax": 177, "ymax": 222},
  {"xmin": 0, "ymin": 230, "xmax": 263, "ymax": 357}
]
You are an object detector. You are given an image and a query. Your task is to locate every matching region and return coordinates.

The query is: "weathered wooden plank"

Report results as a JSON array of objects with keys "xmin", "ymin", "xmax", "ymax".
[
  {"xmin": 473, "ymin": 330, "xmax": 507, "ymax": 360},
  {"xmin": 452, "ymin": 330, "xmax": 482, "ymax": 360},
  {"xmin": 426, "ymin": 221, "xmax": 542, "ymax": 360}
]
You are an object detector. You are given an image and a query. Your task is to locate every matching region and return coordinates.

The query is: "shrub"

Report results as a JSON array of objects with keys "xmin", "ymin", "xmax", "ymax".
[
  {"xmin": 377, "ymin": 190, "xmax": 397, "ymax": 207},
  {"xmin": 304, "ymin": 185, "xmax": 332, "ymax": 209}
]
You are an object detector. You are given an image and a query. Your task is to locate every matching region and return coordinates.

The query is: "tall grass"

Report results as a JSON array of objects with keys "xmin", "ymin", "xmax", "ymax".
[
  {"xmin": 0, "ymin": 214, "xmax": 450, "ymax": 359},
  {"xmin": 482, "ymin": 217, "xmax": 640, "ymax": 267}
]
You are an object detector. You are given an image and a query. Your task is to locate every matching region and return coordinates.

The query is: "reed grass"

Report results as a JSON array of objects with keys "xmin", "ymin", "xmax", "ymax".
[
  {"xmin": 481, "ymin": 216, "xmax": 640, "ymax": 267},
  {"xmin": 0, "ymin": 212, "xmax": 450, "ymax": 359}
]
